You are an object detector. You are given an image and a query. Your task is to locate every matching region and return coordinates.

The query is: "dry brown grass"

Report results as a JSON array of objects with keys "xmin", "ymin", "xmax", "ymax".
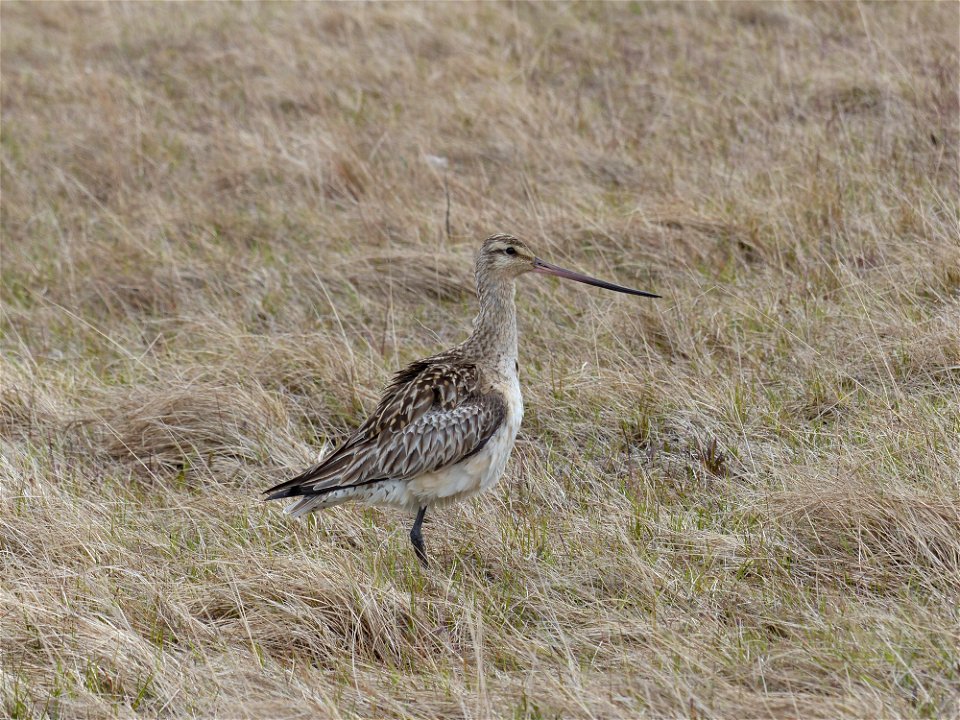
[{"xmin": 2, "ymin": 2, "xmax": 959, "ymax": 718}]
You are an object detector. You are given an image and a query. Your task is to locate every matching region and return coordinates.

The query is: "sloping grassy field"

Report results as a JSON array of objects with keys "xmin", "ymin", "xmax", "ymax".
[{"xmin": 2, "ymin": 2, "xmax": 958, "ymax": 718}]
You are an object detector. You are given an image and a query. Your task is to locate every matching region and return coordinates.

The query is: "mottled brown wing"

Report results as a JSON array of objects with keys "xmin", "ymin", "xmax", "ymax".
[
  {"xmin": 366, "ymin": 394, "xmax": 505, "ymax": 480},
  {"xmin": 264, "ymin": 358, "xmax": 503, "ymax": 500},
  {"xmin": 360, "ymin": 360, "xmax": 480, "ymax": 435}
]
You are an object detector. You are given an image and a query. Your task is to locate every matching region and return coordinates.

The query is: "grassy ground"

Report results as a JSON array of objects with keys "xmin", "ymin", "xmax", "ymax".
[{"xmin": 2, "ymin": 2, "xmax": 959, "ymax": 718}]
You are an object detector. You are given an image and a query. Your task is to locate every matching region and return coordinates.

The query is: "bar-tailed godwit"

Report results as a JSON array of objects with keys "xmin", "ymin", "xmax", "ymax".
[{"xmin": 265, "ymin": 234, "xmax": 659, "ymax": 565}]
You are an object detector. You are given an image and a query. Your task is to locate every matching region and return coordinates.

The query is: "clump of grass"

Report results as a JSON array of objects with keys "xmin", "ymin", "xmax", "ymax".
[{"xmin": 2, "ymin": 2, "xmax": 958, "ymax": 718}]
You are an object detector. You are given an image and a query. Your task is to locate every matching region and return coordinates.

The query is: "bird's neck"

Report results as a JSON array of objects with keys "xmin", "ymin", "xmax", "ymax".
[{"xmin": 464, "ymin": 272, "xmax": 518, "ymax": 371}]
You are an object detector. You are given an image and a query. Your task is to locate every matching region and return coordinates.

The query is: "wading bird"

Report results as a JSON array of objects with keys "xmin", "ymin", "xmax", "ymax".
[{"xmin": 264, "ymin": 234, "xmax": 659, "ymax": 565}]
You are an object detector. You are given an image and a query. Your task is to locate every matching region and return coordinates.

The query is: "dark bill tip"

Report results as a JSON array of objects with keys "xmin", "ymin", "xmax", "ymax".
[{"xmin": 532, "ymin": 258, "xmax": 661, "ymax": 298}]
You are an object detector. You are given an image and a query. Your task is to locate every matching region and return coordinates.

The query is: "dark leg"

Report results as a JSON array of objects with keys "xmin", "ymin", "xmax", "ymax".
[{"xmin": 410, "ymin": 506, "xmax": 428, "ymax": 567}]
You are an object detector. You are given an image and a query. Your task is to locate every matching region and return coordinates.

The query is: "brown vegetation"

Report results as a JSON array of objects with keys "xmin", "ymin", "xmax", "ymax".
[{"xmin": 2, "ymin": 2, "xmax": 958, "ymax": 718}]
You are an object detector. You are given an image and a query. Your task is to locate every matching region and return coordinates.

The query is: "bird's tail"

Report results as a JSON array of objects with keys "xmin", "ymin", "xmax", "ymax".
[{"xmin": 283, "ymin": 488, "xmax": 354, "ymax": 518}]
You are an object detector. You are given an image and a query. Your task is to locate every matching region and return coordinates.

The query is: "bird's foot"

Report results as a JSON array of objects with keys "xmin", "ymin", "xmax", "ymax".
[
  {"xmin": 412, "ymin": 536, "xmax": 428, "ymax": 568},
  {"xmin": 410, "ymin": 505, "xmax": 429, "ymax": 568}
]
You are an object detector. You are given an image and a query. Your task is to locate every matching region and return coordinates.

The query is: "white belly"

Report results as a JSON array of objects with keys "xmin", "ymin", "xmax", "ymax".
[{"xmin": 407, "ymin": 371, "xmax": 523, "ymax": 509}]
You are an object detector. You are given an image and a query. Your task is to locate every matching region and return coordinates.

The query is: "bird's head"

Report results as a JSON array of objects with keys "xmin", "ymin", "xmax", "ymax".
[
  {"xmin": 478, "ymin": 234, "xmax": 538, "ymax": 277},
  {"xmin": 477, "ymin": 233, "xmax": 660, "ymax": 298}
]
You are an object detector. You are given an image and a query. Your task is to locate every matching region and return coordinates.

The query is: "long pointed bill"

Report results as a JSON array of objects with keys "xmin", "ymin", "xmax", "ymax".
[{"xmin": 532, "ymin": 258, "xmax": 660, "ymax": 298}]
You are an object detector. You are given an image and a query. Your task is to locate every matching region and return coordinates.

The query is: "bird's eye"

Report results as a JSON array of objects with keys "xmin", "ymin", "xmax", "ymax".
[{"xmin": 504, "ymin": 247, "xmax": 517, "ymax": 256}]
